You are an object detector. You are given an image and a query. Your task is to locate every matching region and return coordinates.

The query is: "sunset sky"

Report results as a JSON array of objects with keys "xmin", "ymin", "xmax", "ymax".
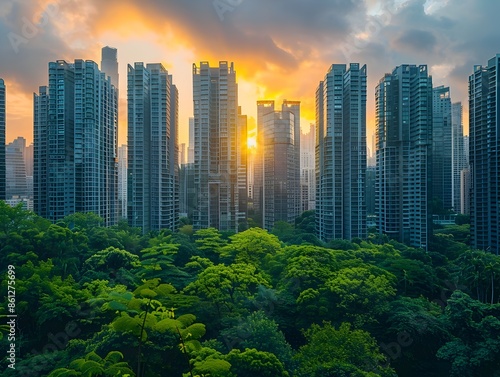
[{"xmin": 1, "ymin": 0, "xmax": 500, "ymax": 148}]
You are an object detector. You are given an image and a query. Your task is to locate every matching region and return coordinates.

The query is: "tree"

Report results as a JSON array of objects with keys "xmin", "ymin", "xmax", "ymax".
[
  {"xmin": 226, "ymin": 348, "xmax": 289, "ymax": 377},
  {"xmin": 84, "ymin": 247, "xmax": 140, "ymax": 272},
  {"xmin": 194, "ymin": 228, "xmax": 227, "ymax": 261},
  {"xmin": 184, "ymin": 263, "xmax": 271, "ymax": 319},
  {"xmin": 220, "ymin": 228, "xmax": 282, "ymax": 267},
  {"xmin": 63, "ymin": 212, "xmax": 104, "ymax": 230},
  {"xmin": 220, "ymin": 311, "xmax": 293, "ymax": 368},
  {"xmin": 295, "ymin": 210, "xmax": 315, "ymax": 234},
  {"xmin": 381, "ymin": 297, "xmax": 449, "ymax": 376},
  {"xmin": 295, "ymin": 322, "xmax": 396, "ymax": 377},
  {"xmin": 437, "ymin": 291, "xmax": 500, "ymax": 377},
  {"xmin": 47, "ymin": 350, "xmax": 135, "ymax": 377},
  {"xmin": 326, "ymin": 266, "xmax": 396, "ymax": 325},
  {"xmin": 271, "ymin": 221, "xmax": 295, "ymax": 242}
]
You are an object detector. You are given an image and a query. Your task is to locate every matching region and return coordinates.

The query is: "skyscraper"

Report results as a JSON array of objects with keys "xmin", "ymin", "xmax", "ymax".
[
  {"xmin": 6, "ymin": 137, "xmax": 28, "ymax": 200},
  {"xmin": 101, "ymin": 46, "xmax": 119, "ymax": 89},
  {"xmin": 237, "ymin": 107, "xmax": 248, "ymax": 230},
  {"xmin": 188, "ymin": 117, "xmax": 195, "ymax": 164},
  {"xmin": 432, "ymin": 86, "xmax": 452, "ymax": 212},
  {"xmin": 316, "ymin": 63, "xmax": 367, "ymax": 242},
  {"xmin": 376, "ymin": 65, "xmax": 433, "ymax": 249},
  {"xmin": 192, "ymin": 61, "xmax": 245, "ymax": 232},
  {"xmin": 469, "ymin": 54, "xmax": 500, "ymax": 254},
  {"xmin": 283, "ymin": 100, "xmax": 301, "ymax": 219},
  {"xmin": 260, "ymin": 105, "xmax": 299, "ymax": 230},
  {"xmin": 118, "ymin": 144, "xmax": 127, "ymax": 219},
  {"xmin": 254, "ymin": 100, "xmax": 275, "ymax": 225},
  {"xmin": 451, "ymin": 102, "xmax": 466, "ymax": 212},
  {"xmin": 255, "ymin": 100, "xmax": 301, "ymax": 228},
  {"xmin": 127, "ymin": 62, "xmax": 179, "ymax": 233},
  {"xmin": 0, "ymin": 79, "xmax": 5, "ymax": 201},
  {"xmin": 301, "ymin": 124, "xmax": 316, "ymax": 211},
  {"xmin": 34, "ymin": 60, "xmax": 118, "ymax": 225},
  {"xmin": 460, "ymin": 168, "xmax": 471, "ymax": 215}
]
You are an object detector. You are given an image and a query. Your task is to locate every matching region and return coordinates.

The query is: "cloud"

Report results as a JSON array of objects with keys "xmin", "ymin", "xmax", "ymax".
[
  {"xmin": 392, "ymin": 29, "xmax": 437, "ymax": 53},
  {"xmin": 1, "ymin": 0, "xmax": 500, "ymax": 142}
]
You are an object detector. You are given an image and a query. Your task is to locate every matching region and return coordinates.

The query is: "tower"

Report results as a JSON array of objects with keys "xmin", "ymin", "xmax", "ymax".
[
  {"xmin": 316, "ymin": 63, "xmax": 367, "ymax": 242},
  {"xmin": 376, "ymin": 65, "xmax": 433, "ymax": 249}
]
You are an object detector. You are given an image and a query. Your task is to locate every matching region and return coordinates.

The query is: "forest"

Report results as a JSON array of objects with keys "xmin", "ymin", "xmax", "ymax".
[{"xmin": 1, "ymin": 201, "xmax": 499, "ymax": 377}]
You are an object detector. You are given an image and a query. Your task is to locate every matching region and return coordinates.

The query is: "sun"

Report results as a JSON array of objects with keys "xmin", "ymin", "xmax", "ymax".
[{"xmin": 247, "ymin": 136, "xmax": 257, "ymax": 149}]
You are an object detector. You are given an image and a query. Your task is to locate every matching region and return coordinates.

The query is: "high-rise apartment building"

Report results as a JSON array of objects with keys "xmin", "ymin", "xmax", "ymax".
[
  {"xmin": 6, "ymin": 137, "xmax": 28, "ymax": 199},
  {"xmin": 34, "ymin": 60, "xmax": 118, "ymax": 224},
  {"xmin": 259, "ymin": 106, "xmax": 299, "ymax": 230},
  {"xmin": 0, "ymin": 79, "xmax": 5, "ymax": 201},
  {"xmin": 188, "ymin": 117, "xmax": 195, "ymax": 164},
  {"xmin": 469, "ymin": 54, "xmax": 500, "ymax": 254},
  {"xmin": 460, "ymin": 168, "xmax": 471, "ymax": 215},
  {"xmin": 237, "ymin": 107, "xmax": 248, "ymax": 230},
  {"xmin": 101, "ymin": 46, "xmax": 119, "ymax": 89},
  {"xmin": 301, "ymin": 124, "xmax": 316, "ymax": 211},
  {"xmin": 451, "ymin": 102, "xmax": 466, "ymax": 212},
  {"xmin": 376, "ymin": 65, "xmax": 433, "ymax": 249},
  {"xmin": 463, "ymin": 135, "xmax": 470, "ymax": 166},
  {"xmin": 5, "ymin": 139, "xmax": 32, "ymax": 210},
  {"xmin": 127, "ymin": 62, "xmax": 178, "ymax": 232},
  {"xmin": 254, "ymin": 100, "xmax": 301, "ymax": 228},
  {"xmin": 192, "ymin": 61, "xmax": 245, "ymax": 232},
  {"xmin": 316, "ymin": 63, "xmax": 367, "ymax": 242},
  {"xmin": 118, "ymin": 144, "xmax": 127, "ymax": 219},
  {"xmin": 254, "ymin": 100, "xmax": 274, "ymax": 225},
  {"xmin": 432, "ymin": 86, "xmax": 452, "ymax": 211}
]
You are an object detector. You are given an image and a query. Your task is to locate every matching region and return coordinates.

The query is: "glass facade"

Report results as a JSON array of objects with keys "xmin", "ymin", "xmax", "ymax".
[
  {"xmin": 469, "ymin": 55, "xmax": 500, "ymax": 254},
  {"xmin": 376, "ymin": 65, "xmax": 433, "ymax": 249},
  {"xmin": 192, "ymin": 62, "xmax": 245, "ymax": 232},
  {"xmin": 127, "ymin": 63, "xmax": 179, "ymax": 233},
  {"xmin": 316, "ymin": 63, "xmax": 367, "ymax": 242},
  {"xmin": 34, "ymin": 60, "xmax": 118, "ymax": 225}
]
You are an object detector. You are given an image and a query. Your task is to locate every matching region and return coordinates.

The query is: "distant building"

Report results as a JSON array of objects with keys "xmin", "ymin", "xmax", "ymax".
[
  {"xmin": 261, "ymin": 106, "xmax": 299, "ymax": 230},
  {"xmin": 463, "ymin": 135, "xmax": 470, "ymax": 166},
  {"xmin": 469, "ymin": 54, "xmax": 500, "ymax": 253},
  {"xmin": 101, "ymin": 46, "xmax": 119, "ymax": 89},
  {"xmin": 366, "ymin": 165, "xmax": 376, "ymax": 216},
  {"xmin": 179, "ymin": 163, "xmax": 196, "ymax": 219},
  {"xmin": 118, "ymin": 144, "xmax": 127, "ymax": 219},
  {"xmin": 180, "ymin": 143, "xmax": 187, "ymax": 166},
  {"xmin": 451, "ymin": 102, "xmax": 466, "ymax": 212},
  {"xmin": 127, "ymin": 62, "xmax": 179, "ymax": 232},
  {"xmin": 6, "ymin": 137, "xmax": 28, "ymax": 198},
  {"xmin": 237, "ymin": 107, "xmax": 248, "ymax": 230},
  {"xmin": 432, "ymin": 86, "xmax": 452, "ymax": 211},
  {"xmin": 255, "ymin": 100, "xmax": 300, "ymax": 228},
  {"xmin": 188, "ymin": 117, "xmax": 195, "ymax": 164},
  {"xmin": 34, "ymin": 60, "xmax": 118, "ymax": 224},
  {"xmin": 376, "ymin": 65, "xmax": 433, "ymax": 249},
  {"xmin": 0, "ymin": 79, "xmax": 5, "ymax": 200},
  {"xmin": 300, "ymin": 124, "xmax": 315, "ymax": 211},
  {"xmin": 316, "ymin": 63, "xmax": 367, "ymax": 242},
  {"xmin": 460, "ymin": 168, "xmax": 471, "ymax": 215},
  {"xmin": 192, "ymin": 61, "xmax": 245, "ymax": 232}
]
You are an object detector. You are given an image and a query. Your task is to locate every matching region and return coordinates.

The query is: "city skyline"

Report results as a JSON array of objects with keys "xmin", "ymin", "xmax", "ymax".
[{"xmin": 2, "ymin": 0, "xmax": 500, "ymax": 147}]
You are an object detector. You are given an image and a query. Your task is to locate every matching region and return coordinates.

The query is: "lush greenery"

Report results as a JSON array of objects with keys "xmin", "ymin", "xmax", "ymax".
[{"xmin": 1, "ymin": 203, "xmax": 499, "ymax": 376}]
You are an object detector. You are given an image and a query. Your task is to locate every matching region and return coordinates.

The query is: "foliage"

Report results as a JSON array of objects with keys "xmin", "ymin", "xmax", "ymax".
[
  {"xmin": 295, "ymin": 322, "xmax": 396, "ymax": 377},
  {"xmin": 2, "ymin": 205, "xmax": 500, "ymax": 377}
]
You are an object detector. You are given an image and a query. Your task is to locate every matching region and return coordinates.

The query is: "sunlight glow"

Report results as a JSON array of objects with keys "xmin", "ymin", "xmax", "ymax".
[{"xmin": 247, "ymin": 136, "xmax": 257, "ymax": 149}]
